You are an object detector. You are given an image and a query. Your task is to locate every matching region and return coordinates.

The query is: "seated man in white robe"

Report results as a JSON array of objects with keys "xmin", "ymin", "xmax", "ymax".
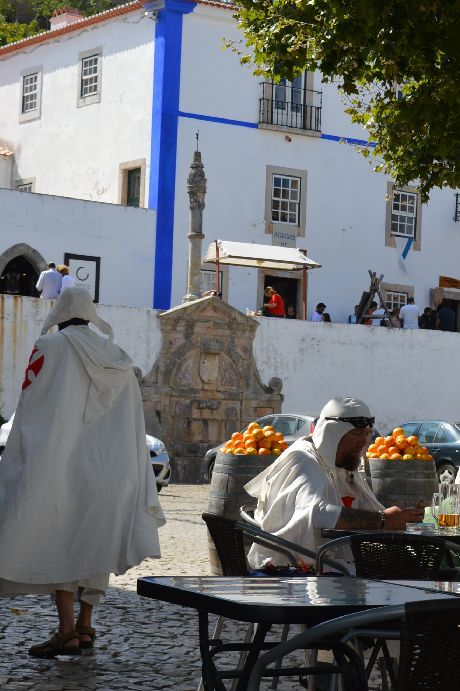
[
  {"xmin": 0, "ymin": 287, "xmax": 165, "ymax": 657},
  {"xmin": 246, "ymin": 397, "xmax": 424, "ymax": 570}
]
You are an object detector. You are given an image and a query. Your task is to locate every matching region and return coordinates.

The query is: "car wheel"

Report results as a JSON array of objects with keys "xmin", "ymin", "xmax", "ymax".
[
  {"xmin": 437, "ymin": 463, "xmax": 457, "ymax": 485},
  {"xmin": 156, "ymin": 484, "xmax": 163, "ymax": 493}
]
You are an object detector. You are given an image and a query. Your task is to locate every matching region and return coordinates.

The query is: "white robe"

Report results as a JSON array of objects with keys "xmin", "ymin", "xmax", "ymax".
[{"xmin": 0, "ymin": 325, "xmax": 165, "ymax": 593}]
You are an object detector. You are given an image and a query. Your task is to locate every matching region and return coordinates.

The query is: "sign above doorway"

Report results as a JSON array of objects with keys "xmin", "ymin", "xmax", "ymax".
[{"xmin": 272, "ymin": 229, "xmax": 296, "ymax": 248}]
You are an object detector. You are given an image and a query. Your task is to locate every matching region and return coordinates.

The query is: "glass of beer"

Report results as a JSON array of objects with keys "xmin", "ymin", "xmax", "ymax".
[
  {"xmin": 438, "ymin": 484, "xmax": 460, "ymax": 531},
  {"xmin": 431, "ymin": 492, "xmax": 442, "ymax": 530}
]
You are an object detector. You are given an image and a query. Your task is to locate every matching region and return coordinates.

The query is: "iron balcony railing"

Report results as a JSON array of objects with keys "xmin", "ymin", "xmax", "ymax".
[{"xmin": 259, "ymin": 82, "xmax": 322, "ymax": 132}]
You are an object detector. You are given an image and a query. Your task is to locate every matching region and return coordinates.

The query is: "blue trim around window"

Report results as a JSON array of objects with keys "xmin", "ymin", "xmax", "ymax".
[{"xmin": 148, "ymin": 0, "xmax": 196, "ymax": 310}]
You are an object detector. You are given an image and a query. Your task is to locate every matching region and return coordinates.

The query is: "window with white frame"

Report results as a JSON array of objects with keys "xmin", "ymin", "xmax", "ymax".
[
  {"xmin": 200, "ymin": 269, "xmax": 222, "ymax": 296},
  {"xmin": 81, "ymin": 54, "xmax": 99, "ymax": 97},
  {"xmin": 391, "ymin": 190, "xmax": 417, "ymax": 238},
  {"xmin": 19, "ymin": 67, "xmax": 42, "ymax": 122},
  {"xmin": 385, "ymin": 291, "xmax": 408, "ymax": 312},
  {"xmin": 77, "ymin": 49, "xmax": 102, "ymax": 107},
  {"xmin": 22, "ymin": 73, "xmax": 38, "ymax": 113},
  {"xmin": 271, "ymin": 174, "xmax": 300, "ymax": 225}
]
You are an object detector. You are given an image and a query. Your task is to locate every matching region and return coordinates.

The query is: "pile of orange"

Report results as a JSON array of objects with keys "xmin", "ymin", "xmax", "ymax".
[
  {"xmin": 366, "ymin": 427, "xmax": 433, "ymax": 461},
  {"xmin": 222, "ymin": 421, "xmax": 288, "ymax": 457}
]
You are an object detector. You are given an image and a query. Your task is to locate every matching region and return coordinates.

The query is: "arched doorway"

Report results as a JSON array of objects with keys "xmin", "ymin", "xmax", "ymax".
[{"xmin": 0, "ymin": 256, "xmax": 39, "ymax": 297}]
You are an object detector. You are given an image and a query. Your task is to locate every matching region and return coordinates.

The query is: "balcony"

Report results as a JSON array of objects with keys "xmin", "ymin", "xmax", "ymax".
[{"xmin": 259, "ymin": 82, "xmax": 322, "ymax": 133}]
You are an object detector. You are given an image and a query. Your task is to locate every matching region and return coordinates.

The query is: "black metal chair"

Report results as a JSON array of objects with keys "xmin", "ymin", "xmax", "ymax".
[
  {"xmin": 316, "ymin": 532, "xmax": 460, "ymax": 579},
  {"xmin": 247, "ymin": 599, "xmax": 460, "ymax": 691}
]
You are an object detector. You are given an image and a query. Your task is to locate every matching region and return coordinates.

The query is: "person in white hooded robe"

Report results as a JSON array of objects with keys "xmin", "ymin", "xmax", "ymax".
[
  {"xmin": 0, "ymin": 287, "xmax": 166, "ymax": 657},
  {"xmin": 246, "ymin": 397, "xmax": 424, "ymax": 570}
]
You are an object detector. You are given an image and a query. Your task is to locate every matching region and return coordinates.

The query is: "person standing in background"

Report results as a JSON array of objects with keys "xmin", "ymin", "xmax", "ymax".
[
  {"xmin": 436, "ymin": 299, "xmax": 456, "ymax": 332},
  {"xmin": 399, "ymin": 297, "xmax": 421, "ymax": 329},
  {"xmin": 263, "ymin": 286, "xmax": 285, "ymax": 318},
  {"xmin": 57, "ymin": 265, "xmax": 75, "ymax": 293},
  {"xmin": 36, "ymin": 262, "xmax": 62, "ymax": 299},
  {"xmin": 312, "ymin": 302, "xmax": 326, "ymax": 322}
]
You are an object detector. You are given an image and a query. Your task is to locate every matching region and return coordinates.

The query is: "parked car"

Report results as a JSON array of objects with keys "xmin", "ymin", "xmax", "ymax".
[
  {"xmin": 394, "ymin": 420, "xmax": 460, "ymax": 484},
  {"xmin": 204, "ymin": 413, "xmax": 318, "ymax": 482},
  {"xmin": 0, "ymin": 414, "xmax": 170, "ymax": 492}
]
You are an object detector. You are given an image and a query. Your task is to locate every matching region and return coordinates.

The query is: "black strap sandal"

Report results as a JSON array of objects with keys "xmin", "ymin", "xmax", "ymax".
[
  {"xmin": 76, "ymin": 624, "xmax": 96, "ymax": 649},
  {"xmin": 29, "ymin": 630, "xmax": 81, "ymax": 658}
]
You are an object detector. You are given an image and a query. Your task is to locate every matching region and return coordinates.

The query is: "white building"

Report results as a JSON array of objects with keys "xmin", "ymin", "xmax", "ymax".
[{"xmin": 1, "ymin": 0, "xmax": 460, "ymax": 324}]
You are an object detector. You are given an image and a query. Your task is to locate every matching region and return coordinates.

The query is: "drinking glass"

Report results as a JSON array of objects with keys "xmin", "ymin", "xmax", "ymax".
[
  {"xmin": 438, "ymin": 484, "xmax": 460, "ymax": 531},
  {"xmin": 431, "ymin": 492, "xmax": 442, "ymax": 530}
]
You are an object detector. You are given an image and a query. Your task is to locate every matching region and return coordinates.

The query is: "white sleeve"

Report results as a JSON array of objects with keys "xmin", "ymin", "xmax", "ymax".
[
  {"xmin": 36, "ymin": 272, "xmax": 44, "ymax": 291},
  {"xmin": 311, "ymin": 500, "xmax": 342, "ymax": 529}
]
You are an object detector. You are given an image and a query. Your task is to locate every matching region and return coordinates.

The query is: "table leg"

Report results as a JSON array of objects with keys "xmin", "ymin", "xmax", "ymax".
[
  {"xmin": 198, "ymin": 610, "xmax": 226, "ymax": 691},
  {"xmin": 235, "ymin": 623, "xmax": 271, "ymax": 691}
]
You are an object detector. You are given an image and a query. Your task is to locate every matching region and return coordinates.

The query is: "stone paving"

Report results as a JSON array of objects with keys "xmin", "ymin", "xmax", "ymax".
[{"xmin": 0, "ymin": 485, "xmax": 383, "ymax": 690}]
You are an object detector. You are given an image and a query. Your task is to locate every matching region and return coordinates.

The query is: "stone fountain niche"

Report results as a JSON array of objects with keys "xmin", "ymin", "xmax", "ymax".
[{"xmin": 141, "ymin": 296, "xmax": 283, "ymax": 483}]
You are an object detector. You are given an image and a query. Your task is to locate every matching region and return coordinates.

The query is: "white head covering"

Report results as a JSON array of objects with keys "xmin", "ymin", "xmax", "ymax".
[
  {"xmin": 41, "ymin": 287, "xmax": 113, "ymax": 340},
  {"xmin": 312, "ymin": 397, "xmax": 373, "ymax": 472}
]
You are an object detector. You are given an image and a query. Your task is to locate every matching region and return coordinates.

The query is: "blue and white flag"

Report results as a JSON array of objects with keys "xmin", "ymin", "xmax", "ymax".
[{"xmin": 394, "ymin": 236, "xmax": 413, "ymax": 274}]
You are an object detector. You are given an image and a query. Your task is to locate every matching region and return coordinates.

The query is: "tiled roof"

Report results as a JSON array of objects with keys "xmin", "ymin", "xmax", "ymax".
[{"xmin": 0, "ymin": 1, "xmax": 235, "ymax": 58}]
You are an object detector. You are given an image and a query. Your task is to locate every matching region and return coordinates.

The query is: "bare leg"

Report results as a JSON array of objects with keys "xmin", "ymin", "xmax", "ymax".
[
  {"xmin": 76, "ymin": 587, "xmax": 94, "ymax": 644},
  {"xmin": 55, "ymin": 590, "xmax": 79, "ymax": 649}
]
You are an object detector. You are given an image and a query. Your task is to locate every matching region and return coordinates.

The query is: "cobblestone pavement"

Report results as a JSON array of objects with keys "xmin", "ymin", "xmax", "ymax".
[{"xmin": 0, "ymin": 485, "xmax": 383, "ymax": 690}]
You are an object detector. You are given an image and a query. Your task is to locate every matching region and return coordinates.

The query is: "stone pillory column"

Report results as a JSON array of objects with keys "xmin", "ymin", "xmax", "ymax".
[{"xmin": 183, "ymin": 148, "xmax": 207, "ymax": 303}]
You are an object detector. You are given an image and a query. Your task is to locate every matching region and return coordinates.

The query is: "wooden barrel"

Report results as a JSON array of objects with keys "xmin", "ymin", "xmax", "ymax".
[
  {"xmin": 368, "ymin": 458, "xmax": 439, "ymax": 508},
  {"xmin": 207, "ymin": 450, "xmax": 276, "ymax": 574}
]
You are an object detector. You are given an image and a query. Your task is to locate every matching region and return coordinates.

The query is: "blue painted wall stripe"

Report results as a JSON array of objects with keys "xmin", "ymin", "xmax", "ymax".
[
  {"xmin": 148, "ymin": 0, "xmax": 195, "ymax": 310},
  {"xmin": 178, "ymin": 110, "xmax": 258, "ymax": 129},
  {"xmin": 178, "ymin": 110, "xmax": 375, "ymax": 146}
]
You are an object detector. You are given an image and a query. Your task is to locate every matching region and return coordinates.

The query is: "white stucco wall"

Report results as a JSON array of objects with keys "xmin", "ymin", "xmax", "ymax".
[
  {"xmin": 0, "ymin": 294, "xmax": 162, "ymax": 418},
  {"xmin": 0, "ymin": 187, "xmax": 156, "ymax": 308},
  {"xmin": 0, "ymin": 8, "xmax": 154, "ymax": 204},
  {"xmin": 2, "ymin": 295, "xmax": 460, "ymax": 441}
]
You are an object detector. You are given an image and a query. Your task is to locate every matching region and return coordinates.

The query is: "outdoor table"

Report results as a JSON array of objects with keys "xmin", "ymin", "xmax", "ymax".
[
  {"xmin": 321, "ymin": 528, "xmax": 460, "ymax": 544},
  {"xmin": 137, "ymin": 575, "xmax": 458, "ymax": 690}
]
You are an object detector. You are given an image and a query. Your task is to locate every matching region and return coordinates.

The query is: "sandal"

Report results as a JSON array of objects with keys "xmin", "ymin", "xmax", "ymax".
[
  {"xmin": 76, "ymin": 624, "xmax": 96, "ymax": 649},
  {"xmin": 29, "ymin": 630, "xmax": 81, "ymax": 658}
]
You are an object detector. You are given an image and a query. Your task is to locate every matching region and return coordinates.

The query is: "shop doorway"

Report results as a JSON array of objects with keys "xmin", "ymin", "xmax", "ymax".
[
  {"xmin": 0, "ymin": 256, "xmax": 39, "ymax": 297},
  {"xmin": 263, "ymin": 275, "xmax": 299, "ymax": 317}
]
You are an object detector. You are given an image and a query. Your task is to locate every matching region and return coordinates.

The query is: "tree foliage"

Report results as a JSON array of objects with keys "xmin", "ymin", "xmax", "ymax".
[
  {"xmin": 0, "ymin": 1, "xmax": 124, "ymax": 47},
  {"xmin": 233, "ymin": 0, "xmax": 460, "ymax": 200}
]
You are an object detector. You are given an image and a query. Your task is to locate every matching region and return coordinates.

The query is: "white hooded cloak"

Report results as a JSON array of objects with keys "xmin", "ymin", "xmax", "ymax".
[
  {"xmin": 245, "ymin": 397, "xmax": 384, "ymax": 569},
  {"xmin": 0, "ymin": 288, "xmax": 165, "ymax": 595}
]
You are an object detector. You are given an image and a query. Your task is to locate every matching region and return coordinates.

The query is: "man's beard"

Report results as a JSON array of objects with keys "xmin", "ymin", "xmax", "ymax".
[{"xmin": 340, "ymin": 454, "xmax": 361, "ymax": 472}]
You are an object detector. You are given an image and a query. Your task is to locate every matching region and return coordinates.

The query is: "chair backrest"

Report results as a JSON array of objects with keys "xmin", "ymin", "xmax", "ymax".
[
  {"xmin": 202, "ymin": 512, "xmax": 249, "ymax": 576},
  {"xmin": 398, "ymin": 599, "xmax": 460, "ymax": 690},
  {"xmin": 349, "ymin": 533, "xmax": 446, "ymax": 579}
]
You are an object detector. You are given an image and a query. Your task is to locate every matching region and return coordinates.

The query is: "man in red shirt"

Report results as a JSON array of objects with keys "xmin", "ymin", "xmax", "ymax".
[{"xmin": 264, "ymin": 286, "xmax": 285, "ymax": 318}]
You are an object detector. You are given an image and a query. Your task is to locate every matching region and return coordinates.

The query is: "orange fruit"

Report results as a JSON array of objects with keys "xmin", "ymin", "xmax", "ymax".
[
  {"xmin": 390, "ymin": 453, "xmax": 402, "ymax": 460},
  {"xmin": 231, "ymin": 432, "xmax": 243, "ymax": 442},
  {"xmin": 368, "ymin": 453, "xmax": 379, "ymax": 458},
  {"xmin": 387, "ymin": 446, "xmax": 399, "ymax": 456},
  {"xmin": 377, "ymin": 445, "xmax": 387, "ymax": 455},
  {"xmin": 392, "ymin": 427, "xmax": 404, "ymax": 437},
  {"xmin": 367, "ymin": 443, "xmax": 378, "ymax": 453},
  {"xmin": 258, "ymin": 448, "xmax": 271, "ymax": 455},
  {"xmin": 406, "ymin": 436, "xmax": 418, "ymax": 447},
  {"xmin": 274, "ymin": 432, "xmax": 284, "ymax": 443},
  {"xmin": 374, "ymin": 437, "xmax": 384, "ymax": 446},
  {"xmin": 427, "ymin": 454, "xmax": 433, "ymax": 460},
  {"xmin": 262, "ymin": 426, "xmax": 275, "ymax": 433},
  {"xmin": 234, "ymin": 449, "xmax": 246, "ymax": 455},
  {"xmin": 414, "ymin": 454, "xmax": 423, "ymax": 460},
  {"xmin": 402, "ymin": 454, "xmax": 414, "ymax": 460},
  {"xmin": 246, "ymin": 447, "xmax": 258, "ymax": 455},
  {"xmin": 258, "ymin": 439, "xmax": 271, "ymax": 450},
  {"xmin": 279, "ymin": 442, "xmax": 288, "ymax": 450},
  {"xmin": 252, "ymin": 429, "xmax": 264, "ymax": 441},
  {"xmin": 380, "ymin": 453, "xmax": 390, "ymax": 460},
  {"xmin": 384, "ymin": 436, "xmax": 395, "ymax": 446},
  {"xmin": 244, "ymin": 439, "xmax": 255, "ymax": 448},
  {"xmin": 395, "ymin": 436, "xmax": 407, "ymax": 449},
  {"xmin": 271, "ymin": 446, "xmax": 282, "ymax": 455},
  {"xmin": 265, "ymin": 432, "xmax": 277, "ymax": 443},
  {"xmin": 234, "ymin": 441, "xmax": 245, "ymax": 450},
  {"xmin": 247, "ymin": 422, "xmax": 260, "ymax": 432},
  {"xmin": 419, "ymin": 446, "xmax": 428, "ymax": 454}
]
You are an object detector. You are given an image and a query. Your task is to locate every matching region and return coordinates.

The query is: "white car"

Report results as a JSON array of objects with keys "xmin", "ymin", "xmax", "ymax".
[{"xmin": 0, "ymin": 414, "xmax": 170, "ymax": 492}]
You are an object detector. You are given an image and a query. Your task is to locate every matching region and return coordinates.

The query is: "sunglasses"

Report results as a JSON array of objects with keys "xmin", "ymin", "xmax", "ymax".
[{"xmin": 325, "ymin": 416, "xmax": 375, "ymax": 429}]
